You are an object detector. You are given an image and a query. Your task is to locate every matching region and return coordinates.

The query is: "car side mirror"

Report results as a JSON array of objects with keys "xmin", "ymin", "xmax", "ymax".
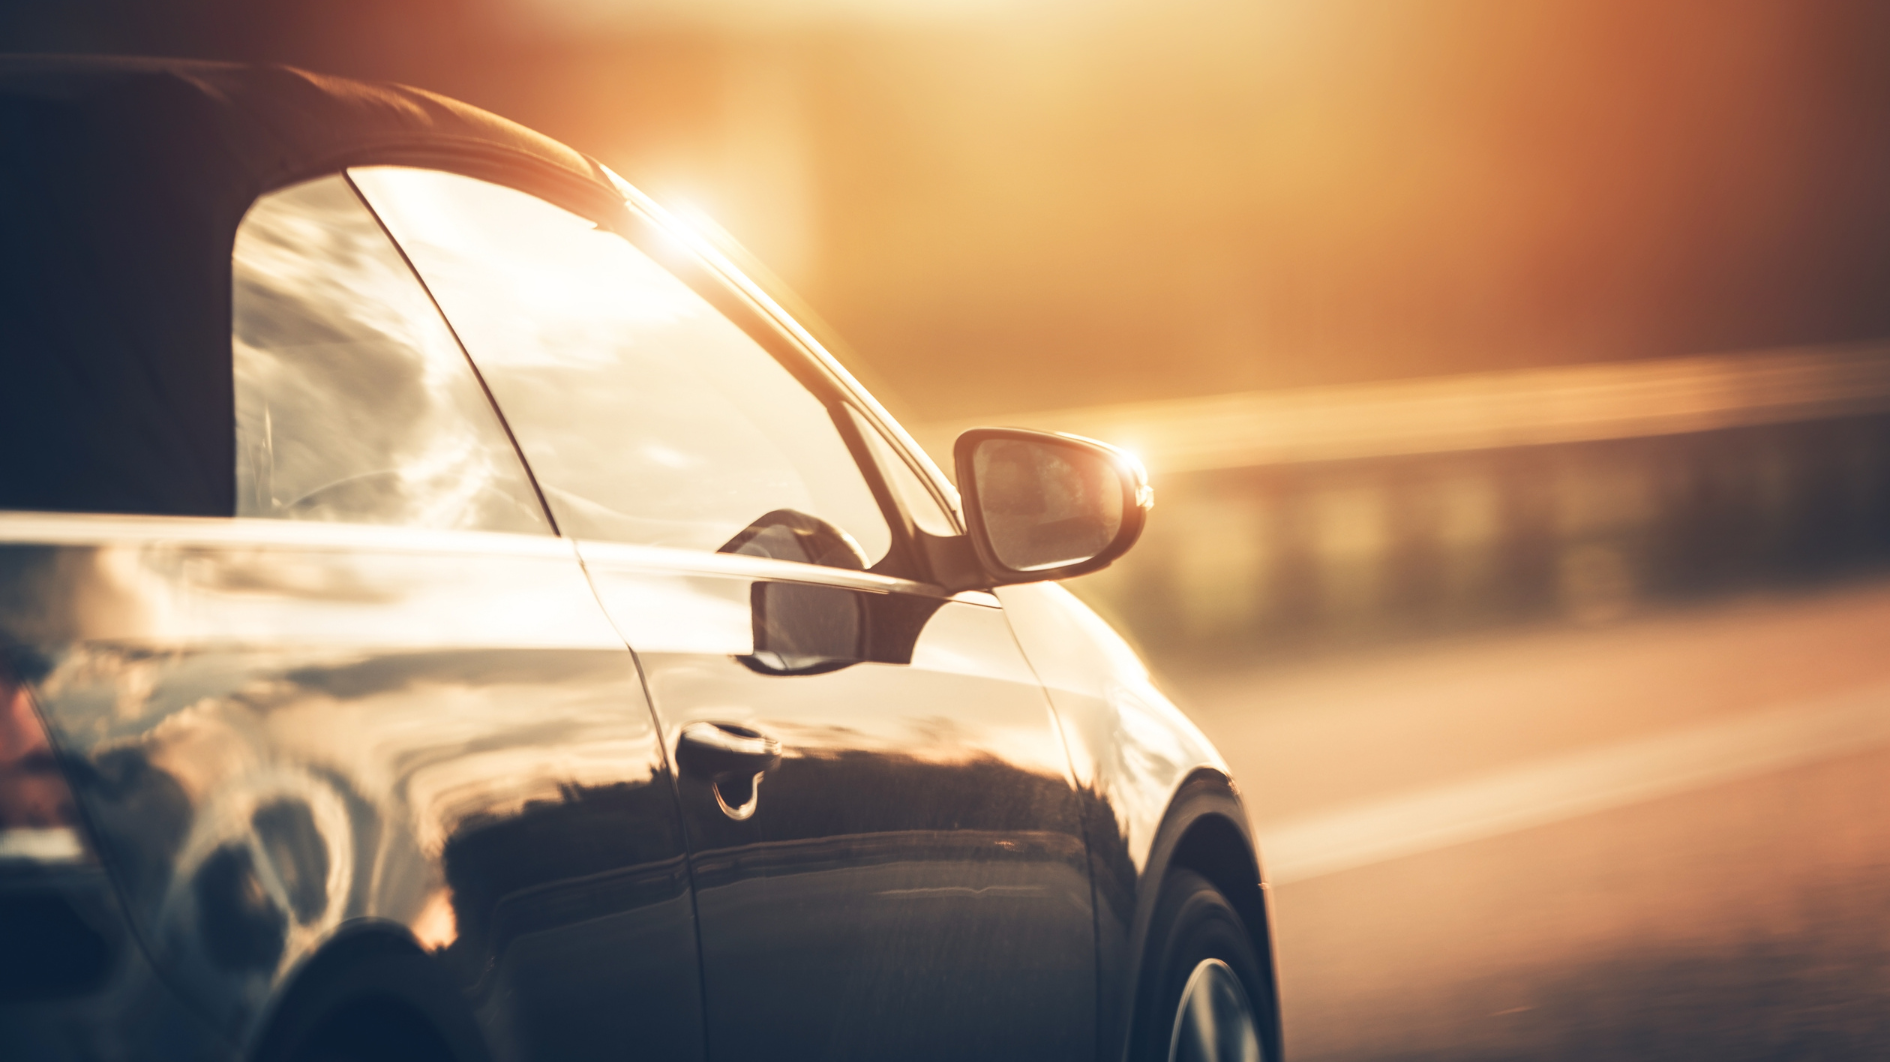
[
  {"xmin": 740, "ymin": 581, "xmax": 948, "ymax": 675},
  {"xmin": 953, "ymin": 428, "xmax": 1152, "ymax": 586}
]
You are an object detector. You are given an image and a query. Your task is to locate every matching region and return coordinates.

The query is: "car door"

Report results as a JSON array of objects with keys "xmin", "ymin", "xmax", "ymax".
[
  {"xmin": 353, "ymin": 165, "xmax": 1098, "ymax": 1061},
  {"xmin": 21, "ymin": 173, "xmax": 705, "ymax": 1062}
]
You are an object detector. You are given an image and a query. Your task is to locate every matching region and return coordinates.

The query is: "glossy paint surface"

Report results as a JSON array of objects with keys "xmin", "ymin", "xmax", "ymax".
[
  {"xmin": 580, "ymin": 540, "xmax": 1097, "ymax": 1061},
  {"xmin": 0, "ymin": 863, "xmax": 228, "ymax": 1061},
  {"xmin": 0, "ymin": 516, "xmax": 702, "ymax": 1061},
  {"xmin": 994, "ymin": 581, "xmax": 1247, "ymax": 1061}
]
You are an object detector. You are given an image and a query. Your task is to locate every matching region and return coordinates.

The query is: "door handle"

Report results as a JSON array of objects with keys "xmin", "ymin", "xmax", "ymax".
[
  {"xmin": 676, "ymin": 722, "xmax": 783, "ymax": 776},
  {"xmin": 676, "ymin": 722, "xmax": 783, "ymax": 821}
]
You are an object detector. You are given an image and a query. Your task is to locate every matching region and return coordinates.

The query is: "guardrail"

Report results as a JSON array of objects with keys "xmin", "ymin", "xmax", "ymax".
[
  {"xmin": 918, "ymin": 342, "xmax": 1890, "ymax": 473},
  {"xmin": 920, "ymin": 343, "xmax": 1890, "ymax": 652}
]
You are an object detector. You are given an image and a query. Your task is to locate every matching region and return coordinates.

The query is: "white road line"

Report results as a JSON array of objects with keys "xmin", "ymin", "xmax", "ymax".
[{"xmin": 1255, "ymin": 680, "xmax": 1890, "ymax": 885}]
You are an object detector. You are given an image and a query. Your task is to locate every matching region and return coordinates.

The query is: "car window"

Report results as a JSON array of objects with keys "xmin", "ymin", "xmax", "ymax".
[
  {"xmin": 231, "ymin": 175, "xmax": 550, "ymax": 534},
  {"xmin": 350, "ymin": 166, "xmax": 893, "ymax": 569},
  {"xmin": 844, "ymin": 406, "xmax": 958, "ymax": 537}
]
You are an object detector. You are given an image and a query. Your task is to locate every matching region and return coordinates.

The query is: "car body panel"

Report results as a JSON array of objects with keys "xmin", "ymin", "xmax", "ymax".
[
  {"xmin": 578, "ymin": 540, "xmax": 1097, "ymax": 1062},
  {"xmin": 0, "ymin": 864, "xmax": 230, "ymax": 1060},
  {"xmin": 0, "ymin": 515, "xmax": 703, "ymax": 1061},
  {"xmin": 993, "ymin": 582, "xmax": 1273, "ymax": 1061}
]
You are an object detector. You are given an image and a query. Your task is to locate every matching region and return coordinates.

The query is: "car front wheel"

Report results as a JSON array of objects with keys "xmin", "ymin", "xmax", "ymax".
[{"xmin": 1136, "ymin": 868, "xmax": 1269, "ymax": 1062}]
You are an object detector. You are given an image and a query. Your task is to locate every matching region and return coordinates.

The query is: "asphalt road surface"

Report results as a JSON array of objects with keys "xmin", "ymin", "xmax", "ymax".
[{"xmin": 1164, "ymin": 578, "xmax": 1890, "ymax": 1062}]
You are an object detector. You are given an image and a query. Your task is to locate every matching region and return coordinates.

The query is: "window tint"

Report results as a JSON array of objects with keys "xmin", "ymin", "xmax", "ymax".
[
  {"xmin": 351, "ymin": 167, "xmax": 892, "ymax": 568},
  {"xmin": 232, "ymin": 175, "xmax": 549, "ymax": 533}
]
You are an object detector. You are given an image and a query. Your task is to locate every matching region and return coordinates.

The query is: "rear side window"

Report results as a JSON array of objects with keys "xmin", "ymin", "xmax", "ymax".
[
  {"xmin": 350, "ymin": 166, "xmax": 892, "ymax": 568},
  {"xmin": 231, "ymin": 176, "xmax": 549, "ymax": 534}
]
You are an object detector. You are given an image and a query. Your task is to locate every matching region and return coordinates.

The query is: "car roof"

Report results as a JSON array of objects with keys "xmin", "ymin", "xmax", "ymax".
[
  {"xmin": 0, "ymin": 54, "xmax": 607, "ymax": 200},
  {"xmin": 0, "ymin": 56, "xmax": 619, "ymax": 519}
]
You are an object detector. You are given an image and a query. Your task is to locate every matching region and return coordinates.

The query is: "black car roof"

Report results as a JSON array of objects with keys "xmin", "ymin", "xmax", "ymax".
[{"xmin": 0, "ymin": 56, "xmax": 618, "ymax": 519}]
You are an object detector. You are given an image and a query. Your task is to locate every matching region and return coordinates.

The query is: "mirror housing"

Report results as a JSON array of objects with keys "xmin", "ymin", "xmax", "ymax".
[{"xmin": 952, "ymin": 427, "xmax": 1152, "ymax": 587}]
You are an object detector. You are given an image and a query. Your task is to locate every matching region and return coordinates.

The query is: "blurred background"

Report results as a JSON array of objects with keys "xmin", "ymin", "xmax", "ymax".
[{"xmin": 12, "ymin": 1, "xmax": 1890, "ymax": 1058}]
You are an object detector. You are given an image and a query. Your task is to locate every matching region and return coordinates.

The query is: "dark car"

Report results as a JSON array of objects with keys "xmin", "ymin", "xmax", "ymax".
[{"xmin": 0, "ymin": 56, "xmax": 1278, "ymax": 1062}]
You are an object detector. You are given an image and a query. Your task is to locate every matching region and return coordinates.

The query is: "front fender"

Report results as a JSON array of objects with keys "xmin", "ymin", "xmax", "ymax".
[{"xmin": 994, "ymin": 583, "xmax": 1274, "ymax": 1062}]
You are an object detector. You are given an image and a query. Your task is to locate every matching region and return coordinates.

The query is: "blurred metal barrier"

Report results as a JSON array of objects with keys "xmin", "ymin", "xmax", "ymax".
[{"xmin": 921, "ymin": 342, "xmax": 1890, "ymax": 652}]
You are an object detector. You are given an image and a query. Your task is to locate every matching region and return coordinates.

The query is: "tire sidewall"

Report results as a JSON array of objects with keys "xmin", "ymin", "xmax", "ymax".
[{"xmin": 1133, "ymin": 869, "xmax": 1270, "ymax": 1062}]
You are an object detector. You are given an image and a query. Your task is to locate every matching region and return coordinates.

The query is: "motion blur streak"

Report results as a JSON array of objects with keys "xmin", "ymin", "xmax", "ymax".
[
  {"xmin": 1260, "ymin": 675, "xmax": 1890, "ymax": 884},
  {"xmin": 1176, "ymin": 578, "xmax": 1890, "ymax": 1059},
  {"xmin": 921, "ymin": 341, "xmax": 1890, "ymax": 474}
]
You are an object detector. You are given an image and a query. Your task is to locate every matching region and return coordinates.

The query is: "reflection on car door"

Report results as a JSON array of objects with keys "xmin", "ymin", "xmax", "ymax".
[
  {"xmin": 586, "ymin": 551, "xmax": 1094, "ymax": 1060},
  {"xmin": 354, "ymin": 165, "xmax": 1098, "ymax": 1060}
]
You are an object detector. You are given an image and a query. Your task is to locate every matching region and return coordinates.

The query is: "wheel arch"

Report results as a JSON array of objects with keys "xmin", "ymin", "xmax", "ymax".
[
  {"xmin": 248, "ymin": 921, "xmax": 490, "ymax": 1062},
  {"xmin": 1123, "ymin": 769, "xmax": 1282, "ymax": 1062}
]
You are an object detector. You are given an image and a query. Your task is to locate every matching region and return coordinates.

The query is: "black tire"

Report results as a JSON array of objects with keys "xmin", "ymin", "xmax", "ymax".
[
  {"xmin": 255, "ymin": 940, "xmax": 483, "ymax": 1062},
  {"xmin": 291, "ymin": 998, "xmax": 458, "ymax": 1062},
  {"xmin": 1133, "ymin": 869, "xmax": 1271, "ymax": 1062}
]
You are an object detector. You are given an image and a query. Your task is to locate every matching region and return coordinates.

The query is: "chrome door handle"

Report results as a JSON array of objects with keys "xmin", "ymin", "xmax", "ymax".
[{"xmin": 675, "ymin": 722, "xmax": 782, "ymax": 821}]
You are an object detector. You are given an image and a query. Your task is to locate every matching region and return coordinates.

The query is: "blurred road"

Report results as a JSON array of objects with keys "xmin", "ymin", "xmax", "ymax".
[{"xmin": 1165, "ymin": 578, "xmax": 1890, "ymax": 1061}]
